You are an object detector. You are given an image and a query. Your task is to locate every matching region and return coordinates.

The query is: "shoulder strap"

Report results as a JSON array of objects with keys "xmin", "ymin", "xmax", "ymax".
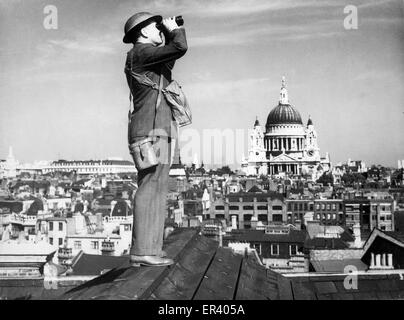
[{"xmin": 152, "ymin": 73, "xmax": 164, "ymax": 133}]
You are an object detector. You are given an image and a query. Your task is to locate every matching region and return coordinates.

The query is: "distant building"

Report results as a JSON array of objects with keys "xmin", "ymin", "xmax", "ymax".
[
  {"xmin": 211, "ymin": 189, "xmax": 286, "ymax": 229},
  {"xmin": 241, "ymin": 77, "xmax": 331, "ymax": 180},
  {"xmin": 41, "ymin": 159, "xmax": 136, "ymax": 175},
  {"xmin": 223, "ymin": 225, "xmax": 308, "ymax": 273},
  {"xmin": 1, "ymin": 147, "xmax": 19, "ymax": 178}
]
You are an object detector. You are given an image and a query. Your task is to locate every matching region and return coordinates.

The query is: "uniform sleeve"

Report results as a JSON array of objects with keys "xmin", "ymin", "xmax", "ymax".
[{"xmin": 139, "ymin": 28, "xmax": 188, "ymax": 68}]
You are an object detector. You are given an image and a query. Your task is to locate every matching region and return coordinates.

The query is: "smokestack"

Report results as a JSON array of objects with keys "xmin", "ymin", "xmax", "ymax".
[
  {"xmin": 353, "ymin": 223, "xmax": 362, "ymax": 248},
  {"xmin": 95, "ymin": 212, "xmax": 104, "ymax": 232},
  {"xmin": 231, "ymin": 215, "xmax": 237, "ymax": 230},
  {"xmin": 218, "ymin": 225, "xmax": 223, "ymax": 247}
]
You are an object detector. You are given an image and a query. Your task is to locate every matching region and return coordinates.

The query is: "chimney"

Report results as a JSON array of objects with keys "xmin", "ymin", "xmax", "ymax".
[
  {"xmin": 250, "ymin": 216, "xmax": 258, "ymax": 229},
  {"xmin": 231, "ymin": 215, "xmax": 237, "ymax": 230},
  {"xmin": 353, "ymin": 223, "xmax": 362, "ymax": 248},
  {"xmin": 95, "ymin": 212, "xmax": 104, "ymax": 232},
  {"xmin": 74, "ymin": 213, "xmax": 85, "ymax": 234},
  {"xmin": 218, "ymin": 225, "xmax": 223, "ymax": 247}
]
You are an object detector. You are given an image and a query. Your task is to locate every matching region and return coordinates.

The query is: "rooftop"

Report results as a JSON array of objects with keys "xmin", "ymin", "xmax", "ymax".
[{"xmin": 2, "ymin": 228, "xmax": 404, "ymax": 300}]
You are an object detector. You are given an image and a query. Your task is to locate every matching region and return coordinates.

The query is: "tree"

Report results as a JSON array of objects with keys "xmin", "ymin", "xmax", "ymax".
[
  {"xmin": 216, "ymin": 166, "xmax": 234, "ymax": 175},
  {"xmin": 317, "ymin": 172, "xmax": 334, "ymax": 186},
  {"xmin": 342, "ymin": 172, "xmax": 366, "ymax": 187}
]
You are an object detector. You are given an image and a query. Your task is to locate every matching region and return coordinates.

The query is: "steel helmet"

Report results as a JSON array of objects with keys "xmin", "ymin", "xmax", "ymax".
[{"xmin": 123, "ymin": 12, "xmax": 162, "ymax": 44}]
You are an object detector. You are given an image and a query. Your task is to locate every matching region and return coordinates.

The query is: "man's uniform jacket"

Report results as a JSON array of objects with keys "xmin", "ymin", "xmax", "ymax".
[{"xmin": 125, "ymin": 28, "xmax": 188, "ymax": 144}]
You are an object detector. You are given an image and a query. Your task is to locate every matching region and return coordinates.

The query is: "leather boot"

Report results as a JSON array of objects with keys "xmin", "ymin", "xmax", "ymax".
[{"xmin": 130, "ymin": 255, "xmax": 173, "ymax": 267}]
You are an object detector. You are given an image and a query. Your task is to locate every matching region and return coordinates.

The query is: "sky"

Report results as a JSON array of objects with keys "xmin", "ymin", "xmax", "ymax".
[{"xmin": 0, "ymin": 0, "xmax": 403, "ymax": 168}]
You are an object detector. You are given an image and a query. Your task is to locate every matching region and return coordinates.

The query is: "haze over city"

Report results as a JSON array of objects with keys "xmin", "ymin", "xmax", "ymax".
[{"xmin": 0, "ymin": 0, "xmax": 403, "ymax": 167}]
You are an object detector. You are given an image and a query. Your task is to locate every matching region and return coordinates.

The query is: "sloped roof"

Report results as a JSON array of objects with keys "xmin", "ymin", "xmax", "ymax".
[
  {"xmin": 111, "ymin": 200, "xmax": 130, "ymax": 217},
  {"xmin": 26, "ymin": 198, "xmax": 44, "ymax": 216},
  {"xmin": 311, "ymin": 259, "xmax": 367, "ymax": 273},
  {"xmin": 362, "ymin": 228, "xmax": 404, "ymax": 259},
  {"xmin": 305, "ymin": 237, "xmax": 349, "ymax": 250},
  {"xmin": 247, "ymin": 185, "xmax": 263, "ymax": 193},
  {"xmin": 71, "ymin": 253, "xmax": 129, "ymax": 276},
  {"xmin": 56, "ymin": 228, "xmax": 404, "ymax": 301},
  {"xmin": 0, "ymin": 200, "xmax": 23, "ymax": 214},
  {"xmin": 225, "ymin": 229, "xmax": 307, "ymax": 244},
  {"xmin": 60, "ymin": 228, "xmax": 285, "ymax": 300}
]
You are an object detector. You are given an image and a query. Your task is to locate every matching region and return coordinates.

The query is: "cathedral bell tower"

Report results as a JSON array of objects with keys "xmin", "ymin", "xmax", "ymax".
[
  {"xmin": 304, "ymin": 116, "xmax": 320, "ymax": 160},
  {"xmin": 248, "ymin": 117, "xmax": 266, "ymax": 162}
]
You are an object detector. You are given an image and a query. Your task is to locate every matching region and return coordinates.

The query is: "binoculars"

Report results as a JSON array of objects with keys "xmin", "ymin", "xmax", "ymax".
[{"xmin": 156, "ymin": 16, "xmax": 184, "ymax": 30}]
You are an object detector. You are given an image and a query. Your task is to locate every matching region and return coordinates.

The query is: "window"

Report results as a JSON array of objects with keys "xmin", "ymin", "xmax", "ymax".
[
  {"xmin": 49, "ymin": 222, "xmax": 53, "ymax": 231},
  {"xmin": 309, "ymin": 204, "xmax": 314, "ymax": 211},
  {"xmin": 271, "ymin": 244, "xmax": 279, "ymax": 255},
  {"xmin": 74, "ymin": 241, "xmax": 82, "ymax": 250},
  {"xmin": 124, "ymin": 224, "xmax": 131, "ymax": 231},
  {"xmin": 332, "ymin": 204, "xmax": 336, "ymax": 210},
  {"xmin": 229, "ymin": 206, "xmax": 239, "ymax": 210},
  {"xmin": 290, "ymin": 245, "xmax": 298, "ymax": 256},
  {"xmin": 58, "ymin": 238, "xmax": 63, "ymax": 246},
  {"xmin": 304, "ymin": 203, "xmax": 308, "ymax": 211},
  {"xmin": 215, "ymin": 205, "xmax": 225, "ymax": 210},
  {"xmin": 321, "ymin": 204, "xmax": 326, "ymax": 210},
  {"xmin": 59, "ymin": 222, "xmax": 63, "ymax": 231},
  {"xmin": 326, "ymin": 204, "xmax": 331, "ymax": 211},
  {"xmin": 272, "ymin": 205, "xmax": 283, "ymax": 211},
  {"xmin": 243, "ymin": 206, "xmax": 254, "ymax": 210},
  {"xmin": 252, "ymin": 243, "xmax": 262, "ymax": 255},
  {"xmin": 272, "ymin": 214, "xmax": 283, "ymax": 222},
  {"xmin": 257, "ymin": 205, "xmax": 267, "ymax": 210},
  {"xmin": 316, "ymin": 204, "xmax": 320, "ymax": 210},
  {"xmin": 299, "ymin": 204, "xmax": 303, "ymax": 211},
  {"xmin": 91, "ymin": 241, "xmax": 99, "ymax": 250},
  {"xmin": 49, "ymin": 237, "xmax": 53, "ymax": 245},
  {"xmin": 288, "ymin": 203, "xmax": 292, "ymax": 211},
  {"xmin": 258, "ymin": 214, "xmax": 268, "ymax": 222}
]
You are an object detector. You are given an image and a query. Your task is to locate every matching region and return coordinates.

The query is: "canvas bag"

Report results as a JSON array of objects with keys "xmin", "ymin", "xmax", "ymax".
[
  {"xmin": 162, "ymin": 80, "xmax": 192, "ymax": 127},
  {"xmin": 125, "ymin": 67, "xmax": 192, "ymax": 128}
]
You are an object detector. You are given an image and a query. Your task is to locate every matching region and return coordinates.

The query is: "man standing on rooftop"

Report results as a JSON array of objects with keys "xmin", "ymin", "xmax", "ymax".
[{"xmin": 123, "ymin": 12, "xmax": 187, "ymax": 266}]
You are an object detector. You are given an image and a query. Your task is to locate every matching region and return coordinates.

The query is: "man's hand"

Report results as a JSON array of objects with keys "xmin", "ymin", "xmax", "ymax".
[{"xmin": 162, "ymin": 16, "xmax": 179, "ymax": 32}]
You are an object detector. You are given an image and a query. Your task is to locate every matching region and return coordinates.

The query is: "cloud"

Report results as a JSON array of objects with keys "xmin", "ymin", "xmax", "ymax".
[
  {"xmin": 188, "ymin": 18, "xmax": 345, "ymax": 47},
  {"xmin": 185, "ymin": 77, "xmax": 273, "ymax": 106},
  {"xmin": 32, "ymin": 31, "xmax": 119, "ymax": 71},
  {"xmin": 47, "ymin": 38, "xmax": 116, "ymax": 54},
  {"xmin": 118, "ymin": 0, "xmax": 338, "ymax": 18}
]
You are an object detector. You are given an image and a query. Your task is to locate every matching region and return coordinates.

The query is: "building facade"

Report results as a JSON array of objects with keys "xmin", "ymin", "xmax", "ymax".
[
  {"xmin": 242, "ymin": 77, "xmax": 331, "ymax": 180},
  {"xmin": 41, "ymin": 159, "xmax": 137, "ymax": 175}
]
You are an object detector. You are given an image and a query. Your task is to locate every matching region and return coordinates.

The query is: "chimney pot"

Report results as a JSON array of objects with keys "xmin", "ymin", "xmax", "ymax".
[
  {"xmin": 375, "ymin": 254, "xmax": 381, "ymax": 267},
  {"xmin": 388, "ymin": 253, "xmax": 393, "ymax": 268}
]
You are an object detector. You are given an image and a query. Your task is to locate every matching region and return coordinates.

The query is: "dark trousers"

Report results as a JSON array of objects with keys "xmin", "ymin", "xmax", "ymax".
[{"xmin": 130, "ymin": 136, "xmax": 174, "ymax": 256}]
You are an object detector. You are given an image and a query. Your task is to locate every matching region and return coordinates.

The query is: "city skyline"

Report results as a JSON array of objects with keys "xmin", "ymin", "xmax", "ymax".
[{"xmin": 1, "ymin": 0, "xmax": 403, "ymax": 167}]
